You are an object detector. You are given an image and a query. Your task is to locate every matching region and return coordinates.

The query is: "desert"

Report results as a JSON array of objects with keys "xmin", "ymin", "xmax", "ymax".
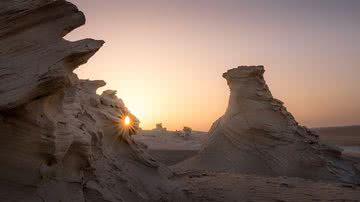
[{"xmin": 0, "ymin": 1, "xmax": 359, "ymax": 201}]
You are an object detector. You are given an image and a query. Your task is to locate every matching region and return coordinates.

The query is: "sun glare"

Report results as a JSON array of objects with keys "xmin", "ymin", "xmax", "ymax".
[{"xmin": 124, "ymin": 116, "xmax": 131, "ymax": 126}]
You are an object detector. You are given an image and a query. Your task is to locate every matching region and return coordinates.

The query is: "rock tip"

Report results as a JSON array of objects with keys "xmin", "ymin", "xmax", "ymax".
[{"xmin": 223, "ymin": 65, "xmax": 265, "ymax": 79}]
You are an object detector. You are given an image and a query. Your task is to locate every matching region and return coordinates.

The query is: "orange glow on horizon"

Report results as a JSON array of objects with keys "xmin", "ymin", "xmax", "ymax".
[{"xmin": 67, "ymin": 0, "xmax": 360, "ymax": 131}]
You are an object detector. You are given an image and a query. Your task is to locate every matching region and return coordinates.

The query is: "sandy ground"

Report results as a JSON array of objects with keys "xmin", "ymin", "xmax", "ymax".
[
  {"xmin": 134, "ymin": 130, "xmax": 208, "ymax": 150},
  {"xmin": 133, "ymin": 127, "xmax": 360, "ymax": 202},
  {"xmin": 134, "ymin": 126, "xmax": 360, "ymax": 165},
  {"xmin": 315, "ymin": 126, "xmax": 360, "ymax": 160},
  {"xmin": 175, "ymin": 171, "xmax": 360, "ymax": 202},
  {"xmin": 314, "ymin": 126, "xmax": 360, "ymax": 146},
  {"xmin": 134, "ymin": 130, "xmax": 208, "ymax": 165}
]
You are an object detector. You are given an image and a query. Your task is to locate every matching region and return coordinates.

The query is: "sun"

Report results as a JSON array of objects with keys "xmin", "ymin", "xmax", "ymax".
[
  {"xmin": 116, "ymin": 114, "xmax": 137, "ymax": 137},
  {"xmin": 124, "ymin": 115, "xmax": 131, "ymax": 126}
]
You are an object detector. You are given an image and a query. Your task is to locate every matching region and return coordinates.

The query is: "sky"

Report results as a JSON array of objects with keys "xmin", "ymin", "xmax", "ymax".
[{"xmin": 66, "ymin": 0, "xmax": 360, "ymax": 131}]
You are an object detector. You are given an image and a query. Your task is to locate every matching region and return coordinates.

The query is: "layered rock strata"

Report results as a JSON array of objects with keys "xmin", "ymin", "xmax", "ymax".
[
  {"xmin": 0, "ymin": 1, "xmax": 182, "ymax": 201},
  {"xmin": 175, "ymin": 66, "xmax": 360, "ymax": 184}
]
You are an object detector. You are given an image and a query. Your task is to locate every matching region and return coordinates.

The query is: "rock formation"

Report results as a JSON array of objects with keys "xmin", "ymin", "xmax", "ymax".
[
  {"xmin": 0, "ymin": 1, "xmax": 183, "ymax": 201},
  {"xmin": 0, "ymin": 0, "xmax": 103, "ymax": 110},
  {"xmin": 153, "ymin": 123, "xmax": 167, "ymax": 133},
  {"xmin": 175, "ymin": 66, "xmax": 360, "ymax": 184},
  {"xmin": 1, "ymin": 1, "xmax": 359, "ymax": 201},
  {"xmin": 179, "ymin": 127, "xmax": 192, "ymax": 138}
]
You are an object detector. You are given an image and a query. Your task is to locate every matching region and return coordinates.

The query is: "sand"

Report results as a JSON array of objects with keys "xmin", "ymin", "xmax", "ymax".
[
  {"xmin": 134, "ymin": 130, "xmax": 207, "ymax": 165},
  {"xmin": 1, "ymin": 1, "xmax": 359, "ymax": 201},
  {"xmin": 315, "ymin": 125, "xmax": 360, "ymax": 146},
  {"xmin": 176, "ymin": 171, "xmax": 360, "ymax": 202}
]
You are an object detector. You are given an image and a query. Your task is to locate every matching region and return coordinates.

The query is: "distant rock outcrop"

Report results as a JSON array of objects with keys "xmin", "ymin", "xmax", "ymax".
[
  {"xmin": 0, "ymin": 1, "xmax": 182, "ymax": 201},
  {"xmin": 153, "ymin": 123, "xmax": 167, "ymax": 133},
  {"xmin": 175, "ymin": 66, "xmax": 360, "ymax": 184},
  {"xmin": 178, "ymin": 127, "xmax": 192, "ymax": 138}
]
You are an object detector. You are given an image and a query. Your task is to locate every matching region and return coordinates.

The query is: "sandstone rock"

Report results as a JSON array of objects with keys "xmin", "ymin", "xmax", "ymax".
[
  {"xmin": 175, "ymin": 66, "xmax": 360, "ymax": 184},
  {"xmin": 0, "ymin": 0, "xmax": 104, "ymax": 111},
  {"xmin": 0, "ymin": 1, "xmax": 183, "ymax": 201}
]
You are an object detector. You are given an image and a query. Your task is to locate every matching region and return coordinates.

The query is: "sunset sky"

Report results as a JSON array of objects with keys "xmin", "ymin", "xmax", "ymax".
[{"xmin": 67, "ymin": 0, "xmax": 360, "ymax": 131}]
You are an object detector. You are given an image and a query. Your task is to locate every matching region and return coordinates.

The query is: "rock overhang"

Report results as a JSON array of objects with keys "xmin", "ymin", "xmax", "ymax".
[{"xmin": 223, "ymin": 65, "xmax": 265, "ymax": 80}]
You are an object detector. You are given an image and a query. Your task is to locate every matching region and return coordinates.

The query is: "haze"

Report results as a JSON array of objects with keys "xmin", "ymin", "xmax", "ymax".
[{"xmin": 66, "ymin": 0, "xmax": 360, "ymax": 131}]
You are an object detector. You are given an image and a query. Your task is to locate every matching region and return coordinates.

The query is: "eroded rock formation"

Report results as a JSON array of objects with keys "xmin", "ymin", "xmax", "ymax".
[
  {"xmin": 0, "ymin": 0, "xmax": 103, "ymax": 110},
  {"xmin": 0, "ymin": 1, "xmax": 182, "ymax": 201},
  {"xmin": 175, "ymin": 66, "xmax": 360, "ymax": 184},
  {"xmin": 1, "ymin": 1, "xmax": 359, "ymax": 200}
]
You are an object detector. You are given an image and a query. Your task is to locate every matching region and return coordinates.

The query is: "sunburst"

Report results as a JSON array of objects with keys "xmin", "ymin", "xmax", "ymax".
[
  {"xmin": 117, "ymin": 113, "xmax": 137, "ymax": 137},
  {"xmin": 124, "ymin": 116, "xmax": 131, "ymax": 126}
]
